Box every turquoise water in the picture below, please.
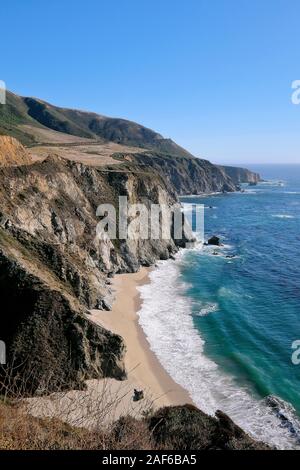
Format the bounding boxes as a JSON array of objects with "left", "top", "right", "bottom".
[
  {"left": 138, "top": 165, "right": 300, "bottom": 449},
  {"left": 181, "top": 166, "right": 300, "bottom": 431}
]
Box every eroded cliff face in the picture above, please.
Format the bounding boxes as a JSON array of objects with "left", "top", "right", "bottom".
[
  {"left": 128, "top": 153, "right": 262, "bottom": 195},
  {"left": 219, "top": 165, "right": 261, "bottom": 184},
  {"left": 0, "top": 149, "right": 193, "bottom": 392},
  {"left": 130, "top": 152, "right": 237, "bottom": 195}
]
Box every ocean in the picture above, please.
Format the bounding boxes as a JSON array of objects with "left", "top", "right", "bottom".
[{"left": 137, "top": 165, "right": 300, "bottom": 450}]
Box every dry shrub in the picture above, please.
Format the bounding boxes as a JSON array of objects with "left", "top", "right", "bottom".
[
  {"left": 0, "top": 362, "right": 156, "bottom": 450},
  {"left": 0, "top": 400, "right": 155, "bottom": 450}
]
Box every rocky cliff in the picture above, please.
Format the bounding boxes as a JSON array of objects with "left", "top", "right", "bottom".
[
  {"left": 220, "top": 165, "right": 261, "bottom": 184},
  {"left": 0, "top": 136, "right": 193, "bottom": 392},
  {"left": 129, "top": 152, "right": 237, "bottom": 195}
]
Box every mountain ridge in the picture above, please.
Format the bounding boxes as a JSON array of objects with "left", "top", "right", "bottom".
[
  {"left": 0, "top": 90, "right": 193, "bottom": 158},
  {"left": 0, "top": 90, "right": 261, "bottom": 194}
]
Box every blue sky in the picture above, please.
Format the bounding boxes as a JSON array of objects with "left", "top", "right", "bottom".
[{"left": 2, "top": 0, "right": 300, "bottom": 164}]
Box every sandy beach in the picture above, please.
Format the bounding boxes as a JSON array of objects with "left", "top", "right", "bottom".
[
  {"left": 89, "top": 268, "right": 192, "bottom": 416},
  {"left": 26, "top": 267, "right": 192, "bottom": 427}
]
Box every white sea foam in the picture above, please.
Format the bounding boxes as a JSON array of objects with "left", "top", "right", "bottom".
[
  {"left": 201, "top": 237, "right": 241, "bottom": 260},
  {"left": 196, "top": 302, "right": 219, "bottom": 316},
  {"left": 272, "top": 214, "right": 295, "bottom": 219},
  {"left": 180, "top": 192, "right": 221, "bottom": 198},
  {"left": 220, "top": 243, "right": 234, "bottom": 250},
  {"left": 137, "top": 253, "right": 300, "bottom": 449},
  {"left": 260, "top": 180, "right": 286, "bottom": 187},
  {"left": 234, "top": 190, "right": 258, "bottom": 195}
]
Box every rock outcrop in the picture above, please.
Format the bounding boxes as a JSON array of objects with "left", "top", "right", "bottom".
[
  {"left": 149, "top": 405, "right": 270, "bottom": 450},
  {"left": 207, "top": 236, "right": 221, "bottom": 246}
]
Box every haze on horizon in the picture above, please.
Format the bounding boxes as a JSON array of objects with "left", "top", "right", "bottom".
[{"left": 2, "top": 0, "right": 300, "bottom": 165}]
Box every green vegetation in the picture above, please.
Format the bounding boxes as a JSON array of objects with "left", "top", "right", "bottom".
[{"left": 0, "top": 91, "right": 193, "bottom": 157}]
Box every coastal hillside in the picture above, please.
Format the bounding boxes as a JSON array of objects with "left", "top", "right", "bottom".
[
  {"left": 219, "top": 165, "right": 261, "bottom": 184},
  {"left": 0, "top": 91, "right": 260, "bottom": 194}
]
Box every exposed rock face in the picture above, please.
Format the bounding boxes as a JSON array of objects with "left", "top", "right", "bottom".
[
  {"left": 220, "top": 165, "right": 261, "bottom": 184},
  {"left": 128, "top": 152, "right": 237, "bottom": 195},
  {"left": 0, "top": 244, "right": 126, "bottom": 394},
  {"left": 0, "top": 150, "right": 194, "bottom": 392},
  {"left": 0, "top": 136, "right": 32, "bottom": 167},
  {"left": 149, "top": 405, "right": 270, "bottom": 450}
]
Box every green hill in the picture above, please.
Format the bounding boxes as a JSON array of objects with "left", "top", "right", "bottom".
[{"left": 0, "top": 91, "right": 192, "bottom": 158}]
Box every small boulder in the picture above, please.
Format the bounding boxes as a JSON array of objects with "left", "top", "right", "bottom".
[
  {"left": 207, "top": 236, "right": 221, "bottom": 246},
  {"left": 133, "top": 389, "right": 144, "bottom": 402}
]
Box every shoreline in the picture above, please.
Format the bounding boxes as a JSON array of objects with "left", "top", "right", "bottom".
[
  {"left": 90, "top": 267, "right": 193, "bottom": 415},
  {"left": 26, "top": 266, "right": 193, "bottom": 427}
]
